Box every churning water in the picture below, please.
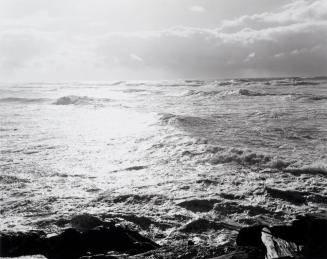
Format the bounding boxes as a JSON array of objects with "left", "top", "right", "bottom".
[{"left": 1, "top": 77, "right": 327, "bottom": 245}]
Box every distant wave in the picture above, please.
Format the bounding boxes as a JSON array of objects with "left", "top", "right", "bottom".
[
  {"left": 183, "top": 90, "right": 222, "bottom": 97},
  {"left": 217, "top": 80, "right": 234, "bottom": 86},
  {"left": 97, "top": 193, "right": 166, "bottom": 205},
  {"left": 238, "top": 89, "right": 266, "bottom": 96},
  {"left": 53, "top": 95, "right": 112, "bottom": 105},
  {"left": 209, "top": 147, "right": 276, "bottom": 167},
  {"left": 159, "top": 113, "right": 212, "bottom": 128},
  {"left": 284, "top": 161, "right": 327, "bottom": 175},
  {"left": 184, "top": 88, "right": 280, "bottom": 98},
  {"left": 0, "top": 175, "right": 30, "bottom": 184},
  {"left": 295, "top": 94, "right": 327, "bottom": 101},
  {"left": 237, "top": 89, "right": 293, "bottom": 97},
  {"left": 184, "top": 88, "right": 327, "bottom": 102},
  {"left": 205, "top": 145, "right": 326, "bottom": 173},
  {"left": 238, "top": 90, "right": 327, "bottom": 101},
  {"left": 0, "top": 97, "right": 50, "bottom": 103},
  {"left": 179, "top": 143, "right": 294, "bottom": 169},
  {"left": 271, "top": 78, "right": 324, "bottom": 86},
  {"left": 183, "top": 88, "right": 261, "bottom": 98}
]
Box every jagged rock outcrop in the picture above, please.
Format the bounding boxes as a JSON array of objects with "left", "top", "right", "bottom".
[
  {"left": 0, "top": 215, "right": 159, "bottom": 259},
  {"left": 225, "top": 213, "right": 327, "bottom": 259},
  {"left": 1, "top": 213, "right": 326, "bottom": 259}
]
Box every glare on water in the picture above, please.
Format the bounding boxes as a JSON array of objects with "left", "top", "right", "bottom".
[{"left": 0, "top": 78, "right": 326, "bottom": 245}]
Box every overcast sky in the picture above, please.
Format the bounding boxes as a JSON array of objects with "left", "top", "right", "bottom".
[{"left": 0, "top": 0, "right": 326, "bottom": 81}]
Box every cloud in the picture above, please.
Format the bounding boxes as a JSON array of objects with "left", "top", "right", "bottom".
[
  {"left": 96, "top": 19, "right": 327, "bottom": 78},
  {"left": 219, "top": 0, "right": 327, "bottom": 33},
  {"left": 0, "top": 0, "right": 326, "bottom": 80},
  {"left": 0, "top": 29, "right": 53, "bottom": 72},
  {"left": 189, "top": 5, "right": 206, "bottom": 13}
]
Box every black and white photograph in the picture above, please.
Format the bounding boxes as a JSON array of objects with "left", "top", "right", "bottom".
[{"left": 0, "top": 1, "right": 326, "bottom": 258}]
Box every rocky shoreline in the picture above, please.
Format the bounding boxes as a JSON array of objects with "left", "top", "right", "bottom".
[{"left": 1, "top": 213, "right": 326, "bottom": 259}]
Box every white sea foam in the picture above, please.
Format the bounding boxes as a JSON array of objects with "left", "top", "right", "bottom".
[
  {"left": 285, "top": 161, "right": 327, "bottom": 175},
  {"left": 0, "top": 78, "right": 326, "bottom": 245},
  {"left": 53, "top": 95, "right": 112, "bottom": 105}
]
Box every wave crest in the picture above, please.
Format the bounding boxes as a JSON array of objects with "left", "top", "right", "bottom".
[
  {"left": 53, "top": 95, "right": 112, "bottom": 105},
  {"left": 285, "top": 161, "right": 327, "bottom": 175}
]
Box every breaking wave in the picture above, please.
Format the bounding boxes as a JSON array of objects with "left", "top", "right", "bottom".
[
  {"left": 209, "top": 148, "right": 274, "bottom": 167},
  {"left": 270, "top": 77, "right": 325, "bottom": 86},
  {"left": 97, "top": 193, "right": 166, "bottom": 205},
  {"left": 180, "top": 143, "right": 294, "bottom": 169},
  {"left": 53, "top": 95, "right": 112, "bottom": 105},
  {"left": 284, "top": 161, "right": 327, "bottom": 175},
  {"left": 183, "top": 88, "right": 327, "bottom": 105},
  {"left": 159, "top": 113, "right": 212, "bottom": 128},
  {"left": 184, "top": 88, "right": 288, "bottom": 98}
]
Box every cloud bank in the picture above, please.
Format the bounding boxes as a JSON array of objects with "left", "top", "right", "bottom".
[{"left": 0, "top": 0, "right": 326, "bottom": 80}]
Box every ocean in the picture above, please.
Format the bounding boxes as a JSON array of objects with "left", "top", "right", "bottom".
[{"left": 1, "top": 77, "right": 327, "bottom": 246}]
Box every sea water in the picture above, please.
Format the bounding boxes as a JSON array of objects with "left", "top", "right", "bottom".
[{"left": 1, "top": 77, "right": 327, "bottom": 245}]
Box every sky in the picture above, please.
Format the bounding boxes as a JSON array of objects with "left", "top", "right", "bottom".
[{"left": 0, "top": 0, "right": 326, "bottom": 81}]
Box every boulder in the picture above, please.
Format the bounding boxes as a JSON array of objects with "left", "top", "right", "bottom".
[
  {"left": 235, "top": 213, "right": 327, "bottom": 259},
  {"left": 0, "top": 231, "right": 46, "bottom": 257},
  {"left": 0, "top": 218, "right": 159, "bottom": 259},
  {"left": 71, "top": 214, "right": 108, "bottom": 231},
  {"left": 236, "top": 225, "right": 266, "bottom": 249}
]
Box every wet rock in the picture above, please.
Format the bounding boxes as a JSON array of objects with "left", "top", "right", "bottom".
[
  {"left": 236, "top": 225, "right": 266, "bottom": 249},
  {"left": 177, "top": 199, "right": 218, "bottom": 212},
  {"left": 180, "top": 218, "right": 219, "bottom": 233},
  {"left": 116, "top": 213, "right": 172, "bottom": 230},
  {"left": 71, "top": 214, "right": 107, "bottom": 230},
  {"left": 0, "top": 231, "right": 46, "bottom": 257},
  {"left": 262, "top": 227, "right": 298, "bottom": 259},
  {"left": 45, "top": 226, "right": 159, "bottom": 259},
  {"left": 0, "top": 220, "right": 159, "bottom": 259},
  {"left": 187, "top": 240, "right": 194, "bottom": 246},
  {"left": 180, "top": 218, "right": 239, "bottom": 233},
  {"left": 235, "top": 213, "right": 327, "bottom": 259},
  {"left": 295, "top": 213, "right": 327, "bottom": 258},
  {"left": 265, "top": 187, "right": 307, "bottom": 205},
  {"left": 213, "top": 201, "right": 272, "bottom": 217},
  {"left": 124, "top": 165, "right": 147, "bottom": 171}
]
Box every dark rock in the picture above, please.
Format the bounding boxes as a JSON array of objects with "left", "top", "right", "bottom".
[
  {"left": 265, "top": 187, "right": 307, "bottom": 205},
  {"left": 179, "top": 218, "right": 237, "bottom": 233},
  {"left": 71, "top": 214, "right": 105, "bottom": 230},
  {"left": 0, "top": 231, "right": 46, "bottom": 257},
  {"left": 236, "top": 213, "right": 327, "bottom": 259},
  {"left": 213, "top": 201, "right": 273, "bottom": 217},
  {"left": 177, "top": 199, "right": 219, "bottom": 212},
  {"left": 187, "top": 240, "right": 194, "bottom": 246},
  {"left": 0, "top": 221, "right": 159, "bottom": 259},
  {"left": 295, "top": 213, "right": 327, "bottom": 258},
  {"left": 236, "top": 225, "right": 266, "bottom": 249},
  {"left": 269, "top": 225, "right": 300, "bottom": 244},
  {"left": 261, "top": 227, "right": 298, "bottom": 259},
  {"left": 124, "top": 165, "right": 147, "bottom": 171},
  {"left": 44, "top": 226, "right": 159, "bottom": 259},
  {"left": 44, "top": 228, "right": 81, "bottom": 258}
]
